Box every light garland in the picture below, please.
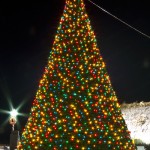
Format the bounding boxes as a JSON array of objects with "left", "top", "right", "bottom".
[{"left": 18, "top": 0, "right": 135, "bottom": 149}]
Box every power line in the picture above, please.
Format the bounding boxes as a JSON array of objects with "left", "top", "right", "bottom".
[{"left": 88, "top": 0, "right": 150, "bottom": 39}]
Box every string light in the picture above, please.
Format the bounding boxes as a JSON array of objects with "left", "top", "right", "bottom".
[{"left": 18, "top": 0, "right": 135, "bottom": 149}]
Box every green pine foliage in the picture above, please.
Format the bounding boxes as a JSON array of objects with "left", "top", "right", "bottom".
[{"left": 19, "top": 0, "right": 136, "bottom": 149}]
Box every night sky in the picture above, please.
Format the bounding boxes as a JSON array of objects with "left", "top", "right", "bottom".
[{"left": 0, "top": 0, "right": 150, "bottom": 144}]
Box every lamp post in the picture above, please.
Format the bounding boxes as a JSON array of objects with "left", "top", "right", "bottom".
[
  {"left": 9, "top": 117, "right": 17, "bottom": 131},
  {"left": 9, "top": 109, "right": 20, "bottom": 150}
]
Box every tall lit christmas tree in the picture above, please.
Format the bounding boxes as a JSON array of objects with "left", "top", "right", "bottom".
[{"left": 19, "top": 0, "right": 135, "bottom": 149}]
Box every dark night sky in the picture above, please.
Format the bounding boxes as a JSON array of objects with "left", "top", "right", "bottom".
[{"left": 0, "top": 0, "right": 150, "bottom": 144}]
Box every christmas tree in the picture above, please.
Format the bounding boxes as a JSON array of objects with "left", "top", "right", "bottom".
[{"left": 19, "top": 0, "right": 135, "bottom": 149}]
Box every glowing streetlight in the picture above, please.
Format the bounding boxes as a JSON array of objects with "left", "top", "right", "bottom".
[
  {"left": 9, "top": 109, "right": 18, "bottom": 131},
  {"left": 10, "top": 109, "right": 18, "bottom": 118},
  {"left": 8, "top": 108, "right": 20, "bottom": 149}
]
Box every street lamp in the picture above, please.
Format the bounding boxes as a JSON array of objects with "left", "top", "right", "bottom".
[
  {"left": 10, "top": 109, "right": 18, "bottom": 118},
  {"left": 9, "top": 109, "right": 18, "bottom": 131},
  {"left": 9, "top": 109, "right": 20, "bottom": 150}
]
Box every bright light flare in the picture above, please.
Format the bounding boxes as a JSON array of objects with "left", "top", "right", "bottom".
[
  {"left": 0, "top": 84, "right": 29, "bottom": 128},
  {"left": 10, "top": 109, "right": 18, "bottom": 118}
]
